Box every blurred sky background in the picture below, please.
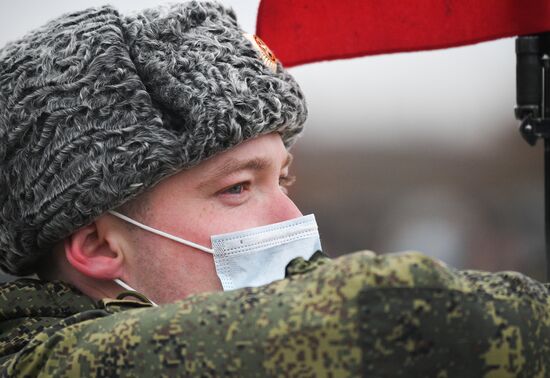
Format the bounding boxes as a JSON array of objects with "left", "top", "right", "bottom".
[{"left": 1, "top": 1, "right": 545, "bottom": 279}]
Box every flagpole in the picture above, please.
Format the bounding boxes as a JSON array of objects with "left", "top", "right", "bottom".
[
  {"left": 545, "top": 139, "right": 550, "bottom": 279},
  {"left": 516, "top": 33, "right": 550, "bottom": 281}
]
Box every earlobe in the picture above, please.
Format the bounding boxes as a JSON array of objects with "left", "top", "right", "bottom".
[{"left": 65, "top": 223, "right": 124, "bottom": 280}]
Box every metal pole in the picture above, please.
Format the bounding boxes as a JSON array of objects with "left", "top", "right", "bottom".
[
  {"left": 545, "top": 139, "right": 550, "bottom": 279},
  {"left": 544, "top": 53, "right": 550, "bottom": 280},
  {"left": 516, "top": 35, "right": 550, "bottom": 280}
]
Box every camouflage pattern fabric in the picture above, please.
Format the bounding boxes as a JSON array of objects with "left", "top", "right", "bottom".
[{"left": 0, "top": 250, "right": 548, "bottom": 377}]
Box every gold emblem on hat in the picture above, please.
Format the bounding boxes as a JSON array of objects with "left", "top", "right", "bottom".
[{"left": 244, "top": 34, "right": 278, "bottom": 72}]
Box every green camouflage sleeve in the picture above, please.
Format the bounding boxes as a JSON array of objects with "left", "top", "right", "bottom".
[{"left": 3, "top": 251, "right": 549, "bottom": 377}]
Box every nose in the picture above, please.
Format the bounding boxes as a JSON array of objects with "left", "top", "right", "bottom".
[{"left": 269, "top": 190, "right": 303, "bottom": 223}]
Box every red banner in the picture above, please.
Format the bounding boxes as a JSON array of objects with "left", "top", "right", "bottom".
[{"left": 257, "top": 0, "right": 550, "bottom": 67}]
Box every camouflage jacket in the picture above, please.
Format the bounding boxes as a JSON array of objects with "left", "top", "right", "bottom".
[{"left": 0, "top": 251, "right": 548, "bottom": 377}]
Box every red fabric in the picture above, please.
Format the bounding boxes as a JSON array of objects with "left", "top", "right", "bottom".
[{"left": 256, "top": 0, "right": 550, "bottom": 67}]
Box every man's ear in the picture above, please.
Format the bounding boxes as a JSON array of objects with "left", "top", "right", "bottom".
[{"left": 64, "top": 220, "right": 124, "bottom": 280}]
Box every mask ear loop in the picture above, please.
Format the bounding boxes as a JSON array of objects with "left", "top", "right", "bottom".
[
  {"left": 108, "top": 210, "right": 214, "bottom": 254},
  {"left": 108, "top": 210, "right": 215, "bottom": 308}
]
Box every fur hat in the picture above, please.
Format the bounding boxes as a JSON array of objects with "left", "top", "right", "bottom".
[{"left": 0, "top": 1, "right": 307, "bottom": 275}]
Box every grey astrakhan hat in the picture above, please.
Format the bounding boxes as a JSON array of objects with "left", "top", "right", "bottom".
[{"left": 0, "top": 1, "right": 307, "bottom": 275}]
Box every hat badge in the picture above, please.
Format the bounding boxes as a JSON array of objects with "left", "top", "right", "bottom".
[{"left": 244, "top": 34, "right": 278, "bottom": 72}]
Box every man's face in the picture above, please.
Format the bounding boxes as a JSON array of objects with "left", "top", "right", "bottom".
[{"left": 116, "top": 132, "right": 302, "bottom": 303}]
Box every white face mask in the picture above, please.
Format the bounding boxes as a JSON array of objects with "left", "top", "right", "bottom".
[{"left": 108, "top": 211, "right": 322, "bottom": 303}]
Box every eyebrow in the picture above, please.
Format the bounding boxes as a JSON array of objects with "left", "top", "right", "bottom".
[{"left": 197, "top": 152, "right": 293, "bottom": 190}]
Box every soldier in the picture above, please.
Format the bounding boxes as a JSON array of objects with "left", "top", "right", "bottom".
[
  {"left": 0, "top": 0, "right": 312, "bottom": 303},
  {"left": 0, "top": 1, "right": 549, "bottom": 377}
]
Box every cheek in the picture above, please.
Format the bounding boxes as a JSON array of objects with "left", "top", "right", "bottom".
[
  {"left": 133, "top": 235, "right": 222, "bottom": 298},
  {"left": 151, "top": 199, "right": 219, "bottom": 246},
  {"left": 208, "top": 192, "right": 300, "bottom": 235},
  {"left": 203, "top": 203, "right": 268, "bottom": 236},
  {"left": 175, "top": 190, "right": 298, "bottom": 240},
  {"left": 161, "top": 245, "right": 222, "bottom": 296}
]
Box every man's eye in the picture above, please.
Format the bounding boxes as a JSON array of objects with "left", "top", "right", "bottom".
[{"left": 223, "top": 183, "right": 245, "bottom": 195}]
